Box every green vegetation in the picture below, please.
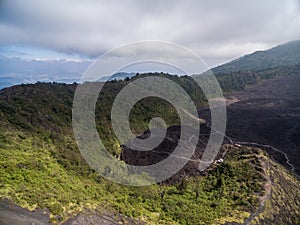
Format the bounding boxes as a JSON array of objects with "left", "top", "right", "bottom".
[
  {"left": 251, "top": 159, "right": 300, "bottom": 224},
  {"left": 0, "top": 127, "right": 268, "bottom": 224},
  {"left": 0, "top": 70, "right": 300, "bottom": 224},
  {"left": 1, "top": 68, "right": 298, "bottom": 156},
  {"left": 0, "top": 74, "right": 206, "bottom": 156},
  {"left": 211, "top": 40, "right": 300, "bottom": 74},
  {"left": 214, "top": 64, "right": 300, "bottom": 92}
]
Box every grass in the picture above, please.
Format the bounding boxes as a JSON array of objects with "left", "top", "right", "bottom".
[{"left": 0, "top": 129, "right": 270, "bottom": 224}]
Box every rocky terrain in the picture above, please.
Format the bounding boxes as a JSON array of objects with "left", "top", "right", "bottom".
[
  {"left": 1, "top": 41, "right": 300, "bottom": 224},
  {"left": 226, "top": 74, "right": 300, "bottom": 176}
]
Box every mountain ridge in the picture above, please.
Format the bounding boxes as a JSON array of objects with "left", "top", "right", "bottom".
[
  {"left": 211, "top": 40, "right": 300, "bottom": 74},
  {"left": 0, "top": 41, "right": 300, "bottom": 224}
]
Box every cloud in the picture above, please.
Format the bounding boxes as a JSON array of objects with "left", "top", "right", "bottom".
[
  {"left": 0, "top": 0, "right": 300, "bottom": 67},
  {"left": 0, "top": 55, "right": 90, "bottom": 77}
]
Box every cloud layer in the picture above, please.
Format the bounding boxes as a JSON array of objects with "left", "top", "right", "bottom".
[{"left": 0, "top": 0, "right": 300, "bottom": 66}]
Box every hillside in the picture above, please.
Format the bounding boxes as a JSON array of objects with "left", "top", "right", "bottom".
[
  {"left": 1, "top": 42, "right": 300, "bottom": 224},
  {"left": 0, "top": 122, "right": 299, "bottom": 224},
  {"left": 0, "top": 70, "right": 299, "bottom": 224},
  {"left": 211, "top": 40, "right": 300, "bottom": 74},
  {"left": 0, "top": 73, "right": 206, "bottom": 157}
]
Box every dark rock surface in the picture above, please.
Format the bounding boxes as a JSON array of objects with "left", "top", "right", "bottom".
[
  {"left": 62, "top": 212, "right": 143, "bottom": 225},
  {"left": 200, "top": 74, "right": 300, "bottom": 176},
  {"left": 0, "top": 198, "right": 51, "bottom": 225},
  {"left": 121, "top": 124, "right": 227, "bottom": 184},
  {"left": 0, "top": 199, "right": 143, "bottom": 225}
]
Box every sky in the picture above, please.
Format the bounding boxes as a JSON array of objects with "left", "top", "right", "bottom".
[{"left": 0, "top": 0, "right": 300, "bottom": 80}]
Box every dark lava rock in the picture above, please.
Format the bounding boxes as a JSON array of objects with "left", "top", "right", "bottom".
[
  {"left": 120, "top": 123, "right": 226, "bottom": 184},
  {"left": 0, "top": 198, "right": 50, "bottom": 225}
]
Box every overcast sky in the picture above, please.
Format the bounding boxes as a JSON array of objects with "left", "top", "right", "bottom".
[{"left": 0, "top": 0, "right": 300, "bottom": 75}]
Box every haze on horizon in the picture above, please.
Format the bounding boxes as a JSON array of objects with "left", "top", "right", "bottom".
[{"left": 0, "top": 0, "right": 300, "bottom": 79}]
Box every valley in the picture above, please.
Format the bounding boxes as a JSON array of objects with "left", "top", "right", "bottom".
[{"left": 0, "top": 41, "right": 300, "bottom": 224}]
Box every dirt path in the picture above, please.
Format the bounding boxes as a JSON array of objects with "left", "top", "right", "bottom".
[
  {"left": 183, "top": 106, "right": 297, "bottom": 224},
  {"left": 235, "top": 141, "right": 299, "bottom": 224},
  {"left": 236, "top": 142, "right": 297, "bottom": 175},
  {"left": 241, "top": 159, "right": 272, "bottom": 225}
]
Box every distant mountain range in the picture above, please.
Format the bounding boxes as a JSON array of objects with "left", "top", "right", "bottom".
[
  {"left": 98, "top": 72, "right": 136, "bottom": 82},
  {"left": 211, "top": 40, "right": 300, "bottom": 74}
]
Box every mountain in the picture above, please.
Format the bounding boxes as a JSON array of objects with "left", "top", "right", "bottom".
[
  {"left": 1, "top": 41, "right": 300, "bottom": 224},
  {"left": 211, "top": 40, "right": 300, "bottom": 74},
  {"left": 0, "top": 70, "right": 299, "bottom": 224},
  {"left": 98, "top": 72, "right": 136, "bottom": 82}
]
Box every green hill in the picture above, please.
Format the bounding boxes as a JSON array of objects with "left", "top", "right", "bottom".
[
  {"left": 211, "top": 40, "right": 300, "bottom": 74},
  {"left": 0, "top": 70, "right": 299, "bottom": 224},
  {"left": 1, "top": 122, "right": 299, "bottom": 224},
  {"left": 1, "top": 40, "right": 300, "bottom": 223}
]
